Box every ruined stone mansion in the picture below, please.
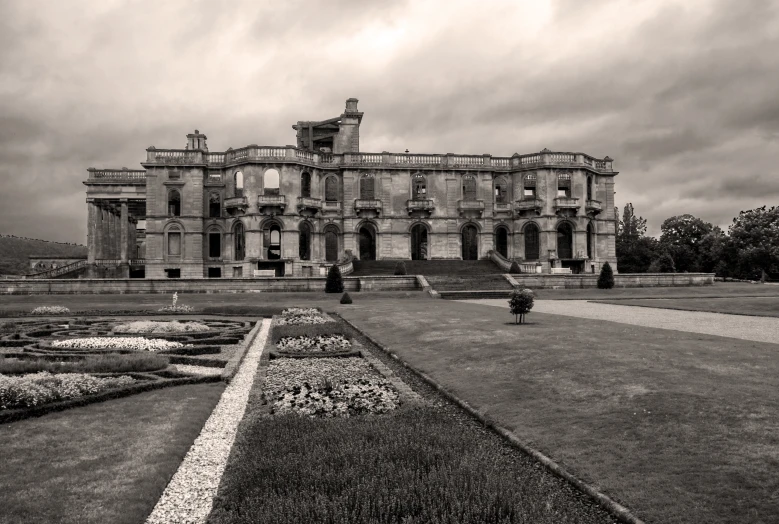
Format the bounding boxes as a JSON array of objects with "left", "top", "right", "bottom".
[{"left": 82, "top": 98, "right": 618, "bottom": 278}]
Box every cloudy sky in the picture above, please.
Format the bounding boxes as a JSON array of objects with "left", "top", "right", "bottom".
[{"left": 1, "top": 0, "right": 778, "bottom": 243}]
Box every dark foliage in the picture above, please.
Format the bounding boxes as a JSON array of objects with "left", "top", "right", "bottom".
[
  {"left": 394, "top": 262, "right": 407, "bottom": 275},
  {"left": 0, "top": 354, "right": 168, "bottom": 374},
  {"left": 509, "top": 261, "right": 522, "bottom": 274},
  {"left": 508, "top": 289, "right": 534, "bottom": 324},
  {"left": 340, "top": 292, "right": 353, "bottom": 304},
  {"left": 325, "top": 265, "right": 344, "bottom": 293},
  {"left": 597, "top": 262, "right": 615, "bottom": 289}
]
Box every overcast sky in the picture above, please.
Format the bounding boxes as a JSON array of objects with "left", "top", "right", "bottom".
[{"left": 1, "top": 0, "right": 778, "bottom": 243}]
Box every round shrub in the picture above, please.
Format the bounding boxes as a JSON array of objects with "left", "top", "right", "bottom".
[
  {"left": 340, "top": 292, "right": 353, "bottom": 304},
  {"left": 509, "top": 261, "right": 522, "bottom": 274},
  {"left": 394, "top": 262, "right": 407, "bottom": 275},
  {"left": 508, "top": 288, "right": 535, "bottom": 324}
]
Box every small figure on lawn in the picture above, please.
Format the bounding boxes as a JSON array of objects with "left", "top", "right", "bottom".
[{"left": 509, "top": 288, "right": 534, "bottom": 324}]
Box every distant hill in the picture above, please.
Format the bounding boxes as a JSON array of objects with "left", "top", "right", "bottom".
[{"left": 0, "top": 235, "right": 87, "bottom": 275}]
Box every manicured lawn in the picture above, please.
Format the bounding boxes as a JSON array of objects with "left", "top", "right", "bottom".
[
  {"left": 594, "top": 296, "right": 779, "bottom": 317},
  {"left": 0, "top": 382, "right": 225, "bottom": 524},
  {"left": 209, "top": 407, "right": 612, "bottom": 524},
  {"left": 339, "top": 300, "right": 779, "bottom": 524}
]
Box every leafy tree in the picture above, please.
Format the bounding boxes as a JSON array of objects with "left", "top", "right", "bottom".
[
  {"left": 325, "top": 265, "right": 344, "bottom": 293},
  {"left": 508, "top": 288, "right": 534, "bottom": 324},
  {"left": 616, "top": 203, "right": 658, "bottom": 273},
  {"left": 659, "top": 214, "right": 715, "bottom": 272},
  {"left": 597, "top": 262, "right": 614, "bottom": 289},
  {"left": 697, "top": 227, "right": 728, "bottom": 273},
  {"left": 509, "top": 261, "right": 522, "bottom": 274},
  {"left": 649, "top": 252, "right": 676, "bottom": 273},
  {"left": 394, "top": 262, "right": 407, "bottom": 275},
  {"left": 728, "top": 206, "right": 779, "bottom": 279}
]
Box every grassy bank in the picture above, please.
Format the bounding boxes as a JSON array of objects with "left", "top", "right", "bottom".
[
  {"left": 594, "top": 295, "right": 779, "bottom": 317},
  {"left": 0, "top": 382, "right": 224, "bottom": 524}
]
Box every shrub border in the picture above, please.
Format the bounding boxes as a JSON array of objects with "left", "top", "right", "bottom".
[
  {"left": 335, "top": 314, "right": 646, "bottom": 524},
  {"left": 0, "top": 374, "right": 221, "bottom": 425},
  {"left": 268, "top": 349, "right": 362, "bottom": 359}
]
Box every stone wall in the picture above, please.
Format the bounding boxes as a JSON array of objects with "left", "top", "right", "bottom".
[
  {"left": 509, "top": 273, "right": 715, "bottom": 289},
  {"left": 0, "top": 276, "right": 421, "bottom": 295}
]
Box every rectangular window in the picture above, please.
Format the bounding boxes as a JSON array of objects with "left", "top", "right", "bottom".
[
  {"left": 165, "top": 268, "right": 181, "bottom": 278},
  {"left": 524, "top": 188, "right": 536, "bottom": 197},
  {"left": 233, "top": 266, "right": 243, "bottom": 278},
  {"left": 209, "top": 233, "right": 221, "bottom": 258},
  {"left": 168, "top": 232, "right": 181, "bottom": 256},
  {"left": 208, "top": 267, "right": 222, "bottom": 278}
]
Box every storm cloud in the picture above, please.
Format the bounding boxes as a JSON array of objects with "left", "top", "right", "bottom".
[{"left": 1, "top": 0, "right": 778, "bottom": 241}]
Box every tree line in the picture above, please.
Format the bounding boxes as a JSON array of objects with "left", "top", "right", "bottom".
[{"left": 616, "top": 204, "right": 779, "bottom": 280}]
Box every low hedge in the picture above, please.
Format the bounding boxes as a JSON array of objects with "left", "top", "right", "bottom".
[
  {"left": 167, "top": 355, "right": 226, "bottom": 368},
  {"left": 160, "top": 345, "right": 221, "bottom": 356},
  {"left": 268, "top": 350, "right": 362, "bottom": 359},
  {"left": 0, "top": 374, "right": 221, "bottom": 425},
  {"left": 0, "top": 353, "right": 169, "bottom": 374}
]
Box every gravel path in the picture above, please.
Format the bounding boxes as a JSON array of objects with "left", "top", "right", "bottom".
[
  {"left": 145, "top": 319, "right": 270, "bottom": 524},
  {"left": 462, "top": 299, "right": 779, "bottom": 345}
]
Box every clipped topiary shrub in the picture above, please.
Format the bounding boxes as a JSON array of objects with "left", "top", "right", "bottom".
[
  {"left": 394, "top": 262, "right": 407, "bottom": 275},
  {"left": 509, "top": 261, "right": 522, "bottom": 274},
  {"left": 340, "top": 292, "right": 353, "bottom": 304},
  {"left": 508, "top": 288, "right": 534, "bottom": 324},
  {"left": 325, "top": 265, "right": 344, "bottom": 293},
  {"left": 597, "top": 261, "right": 615, "bottom": 289}
]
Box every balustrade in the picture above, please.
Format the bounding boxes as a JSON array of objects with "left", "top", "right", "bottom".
[{"left": 88, "top": 169, "right": 146, "bottom": 181}]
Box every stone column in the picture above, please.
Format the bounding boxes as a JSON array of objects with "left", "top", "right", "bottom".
[
  {"left": 120, "top": 200, "right": 129, "bottom": 264},
  {"left": 97, "top": 203, "right": 106, "bottom": 260},
  {"left": 87, "top": 199, "right": 97, "bottom": 264}
]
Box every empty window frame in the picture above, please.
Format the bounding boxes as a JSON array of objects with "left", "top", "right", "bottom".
[
  {"left": 264, "top": 169, "right": 280, "bottom": 196},
  {"left": 208, "top": 232, "right": 221, "bottom": 258},
  {"left": 234, "top": 171, "right": 244, "bottom": 197},
  {"left": 494, "top": 177, "right": 508, "bottom": 204},
  {"left": 462, "top": 175, "right": 477, "bottom": 200},
  {"left": 412, "top": 174, "right": 427, "bottom": 200},
  {"left": 360, "top": 174, "right": 375, "bottom": 199},
  {"left": 301, "top": 172, "right": 311, "bottom": 198},
  {"left": 523, "top": 173, "right": 537, "bottom": 198},
  {"left": 209, "top": 193, "right": 221, "bottom": 217},
  {"left": 168, "top": 189, "right": 181, "bottom": 217},
  {"left": 557, "top": 173, "right": 571, "bottom": 198}
]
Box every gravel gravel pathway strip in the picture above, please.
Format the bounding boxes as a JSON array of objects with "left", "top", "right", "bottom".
[
  {"left": 462, "top": 299, "right": 779, "bottom": 345},
  {"left": 144, "top": 319, "right": 270, "bottom": 524},
  {"left": 171, "top": 364, "right": 224, "bottom": 377}
]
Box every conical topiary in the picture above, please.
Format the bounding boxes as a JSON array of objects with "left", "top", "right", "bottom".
[
  {"left": 509, "top": 261, "right": 522, "bottom": 274},
  {"left": 394, "top": 261, "right": 407, "bottom": 275},
  {"left": 597, "top": 261, "right": 615, "bottom": 289},
  {"left": 340, "top": 292, "right": 353, "bottom": 304},
  {"left": 325, "top": 264, "right": 344, "bottom": 293}
]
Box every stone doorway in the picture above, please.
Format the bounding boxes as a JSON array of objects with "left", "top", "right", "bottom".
[
  {"left": 410, "top": 224, "right": 428, "bottom": 260},
  {"left": 461, "top": 224, "right": 478, "bottom": 260},
  {"left": 495, "top": 226, "right": 508, "bottom": 258},
  {"left": 557, "top": 223, "right": 573, "bottom": 260},
  {"left": 324, "top": 227, "right": 338, "bottom": 262},
  {"left": 358, "top": 226, "right": 376, "bottom": 260}
]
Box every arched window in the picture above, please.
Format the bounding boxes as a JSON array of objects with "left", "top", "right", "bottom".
[
  {"left": 494, "top": 177, "right": 508, "bottom": 204},
  {"left": 325, "top": 176, "right": 338, "bottom": 202},
  {"left": 412, "top": 174, "right": 427, "bottom": 200},
  {"left": 523, "top": 173, "right": 537, "bottom": 198},
  {"left": 264, "top": 169, "right": 280, "bottom": 195},
  {"left": 234, "top": 171, "right": 244, "bottom": 197},
  {"left": 360, "top": 174, "right": 375, "bottom": 199},
  {"left": 301, "top": 172, "right": 311, "bottom": 198},
  {"left": 557, "top": 222, "right": 573, "bottom": 259},
  {"left": 233, "top": 221, "right": 245, "bottom": 261},
  {"left": 209, "top": 193, "right": 221, "bottom": 218},
  {"left": 524, "top": 223, "right": 540, "bottom": 260},
  {"left": 168, "top": 190, "right": 181, "bottom": 217},
  {"left": 299, "top": 222, "right": 311, "bottom": 260},
  {"left": 587, "top": 223, "right": 594, "bottom": 259},
  {"left": 462, "top": 175, "right": 477, "bottom": 200},
  {"left": 587, "top": 175, "right": 594, "bottom": 201},
  {"left": 269, "top": 225, "right": 281, "bottom": 259},
  {"left": 324, "top": 225, "right": 339, "bottom": 262},
  {"left": 167, "top": 225, "right": 182, "bottom": 256},
  {"left": 557, "top": 172, "right": 571, "bottom": 198},
  {"left": 208, "top": 230, "right": 221, "bottom": 258}
]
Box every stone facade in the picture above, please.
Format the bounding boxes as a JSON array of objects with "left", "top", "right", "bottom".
[{"left": 83, "top": 99, "right": 619, "bottom": 278}]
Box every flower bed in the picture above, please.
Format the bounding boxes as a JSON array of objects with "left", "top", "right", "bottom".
[
  {"left": 282, "top": 308, "right": 320, "bottom": 316},
  {"left": 276, "top": 308, "right": 328, "bottom": 326},
  {"left": 30, "top": 306, "right": 70, "bottom": 315},
  {"left": 264, "top": 358, "right": 400, "bottom": 417},
  {"left": 113, "top": 321, "right": 210, "bottom": 334},
  {"left": 0, "top": 372, "right": 135, "bottom": 410},
  {"left": 50, "top": 337, "right": 190, "bottom": 352},
  {"left": 276, "top": 334, "right": 351, "bottom": 353}
]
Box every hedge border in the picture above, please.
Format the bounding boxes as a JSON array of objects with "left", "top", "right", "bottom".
[
  {"left": 335, "top": 314, "right": 646, "bottom": 524},
  {"left": 221, "top": 320, "right": 262, "bottom": 383},
  {"left": 0, "top": 374, "right": 221, "bottom": 425},
  {"left": 268, "top": 350, "right": 362, "bottom": 359}
]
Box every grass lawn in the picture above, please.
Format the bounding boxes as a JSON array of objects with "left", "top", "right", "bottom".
[
  {"left": 339, "top": 300, "right": 779, "bottom": 524},
  {"left": 594, "top": 296, "right": 779, "bottom": 317},
  {"left": 0, "top": 382, "right": 225, "bottom": 524}
]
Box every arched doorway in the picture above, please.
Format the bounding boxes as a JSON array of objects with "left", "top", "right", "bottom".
[
  {"left": 495, "top": 226, "right": 509, "bottom": 258},
  {"left": 524, "top": 223, "right": 540, "bottom": 260},
  {"left": 324, "top": 226, "right": 339, "bottom": 262},
  {"left": 557, "top": 222, "right": 573, "bottom": 259},
  {"left": 299, "top": 222, "right": 311, "bottom": 261},
  {"left": 410, "top": 224, "right": 428, "bottom": 260},
  {"left": 358, "top": 226, "right": 376, "bottom": 260},
  {"left": 268, "top": 224, "right": 281, "bottom": 260},
  {"left": 462, "top": 224, "right": 478, "bottom": 260}
]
